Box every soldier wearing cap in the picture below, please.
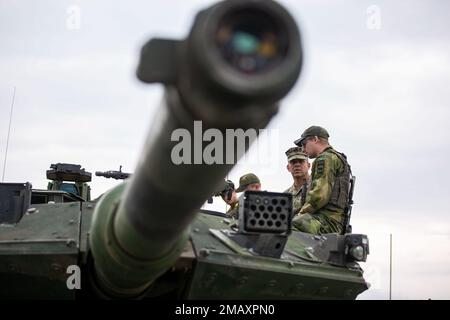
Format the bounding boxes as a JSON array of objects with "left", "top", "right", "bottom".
[
  {"left": 284, "top": 147, "right": 311, "bottom": 215},
  {"left": 227, "top": 173, "right": 261, "bottom": 219},
  {"left": 219, "top": 180, "right": 239, "bottom": 218},
  {"left": 292, "top": 126, "right": 352, "bottom": 235},
  {"left": 236, "top": 173, "right": 261, "bottom": 192}
]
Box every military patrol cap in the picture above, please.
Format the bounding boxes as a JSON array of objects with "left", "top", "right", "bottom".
[
  {"left": 294, "top": 126, "right": 330, "bottom": 146},
  {"left": 236, "top": 173, "right": 260, "bottom": 192},
  {"left": 285, "top": 147, "right": 308, "bottom": 162}
]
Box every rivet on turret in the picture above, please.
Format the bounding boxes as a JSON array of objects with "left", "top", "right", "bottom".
[
  {"left": 68, "top": 219, "right": 75, "bottom": 225},
  {"left": 206, "top": 273, "right": 217, "bottom": 283},
  {"left": 267, "top": 280, "right": 277, "bottom": 287},
  {"left": 193, "top": 228, "right": 200, "bottom": 233},
  {"left": 66, "top": 239, "right": 76, "bottom": 247},
  {"left": 26, "top": 208, "right": 37, "bottom": 214},
  {"left": 8, "top": 264, "right": 19, "bottom": 273},
  {"left": 200, "top": 248, "right": 210, "bottom": 257},
  {"left": 319, "top": 286, "right": 329, "bottom": 294},
  {"left": 51, "top": 263, "right": 63, "bottom": 273},
  {"left": 295, "top": 283, "right": 304, "bottom": 291},
  {"left": 237, "top": 276, "right": 248, "bottom": 286}
]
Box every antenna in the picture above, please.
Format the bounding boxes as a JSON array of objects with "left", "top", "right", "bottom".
[
  {"left": 389, "top": 233, "right": 393, "bottom": 300},
  {"left": 2, "top": 86, "right": 16, "bottom": 182}
]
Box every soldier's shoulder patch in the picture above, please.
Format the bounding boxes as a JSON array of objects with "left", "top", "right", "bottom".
[{"left": 315, "top": 158, "right": 325, "bottom": 175}]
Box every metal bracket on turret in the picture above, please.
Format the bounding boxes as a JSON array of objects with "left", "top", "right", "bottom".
[
  {"left": 215, "top": 191, "right": 293, "bottom": 258},
  {"left": 291, "top": 232, "right": 369, "bottom": 267}
]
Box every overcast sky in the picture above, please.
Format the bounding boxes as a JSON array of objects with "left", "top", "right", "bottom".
[{"left": 1, "top": 0, "right": 449, "bottom": 300}]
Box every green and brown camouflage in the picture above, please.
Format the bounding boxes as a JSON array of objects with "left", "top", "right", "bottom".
[
  {"left": 285, "top": 146, "right": 308, "bottom": 162},
  {"left": 226, "top": 201, "right": 239, "bottom": 219},
  {"left": 293, "top": 146, "right": 351, "bottom": 234},
  {"left": 236, "top": 173, "right": 261, "bottom": 192},
  {"left": 284, "top": 182, "right": 308, "bottom": 216},
  {"left": 284, "top": 146, "right": 310, "bottom": 215}
]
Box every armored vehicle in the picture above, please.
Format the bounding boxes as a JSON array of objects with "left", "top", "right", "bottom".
[{"left": 0, "top": 0, "right": 369, "bottom": 299}]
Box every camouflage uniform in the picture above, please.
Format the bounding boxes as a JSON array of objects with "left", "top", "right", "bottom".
[
  {"left": 293, "top": 146, "right": 351, "bottom": 235},
  {"left": 284, "top": 147, "right": 310, "bottom": 215},
  {"left": 284, "top": 182, "right": 309, "bottom": 215},
  {"left": 226, "top": 201, "right": 239, "bottom": 219}
]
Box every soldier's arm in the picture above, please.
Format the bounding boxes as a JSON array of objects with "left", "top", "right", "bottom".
[
  {"left": 298, "top": 155, "right": 336, "bottom": 215},
  {"left": 226, "top": 203, "right": 239, "bottom": 219}
]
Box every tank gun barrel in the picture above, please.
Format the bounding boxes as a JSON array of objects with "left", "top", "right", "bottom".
[{"left": 89, "top": 0, "right": 303, "bottom": 298}]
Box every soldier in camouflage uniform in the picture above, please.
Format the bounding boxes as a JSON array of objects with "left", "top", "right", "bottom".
[
  {"left": 236, "top": 173, "right": 261, "bottom": 192},
  {"left": 218, "top": 180, "right": 239, "bottom": 218},
  {"left": 292, "top": 126, "right": 352, "bottom": 235},
  {"left": 228, "top": 173, "right": 261, "bottom": 219},
  {"left": 283, "top": 147, "right": 310, "bottom": 215}
]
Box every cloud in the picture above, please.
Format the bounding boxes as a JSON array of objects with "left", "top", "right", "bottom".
[{"left": 353, "top": 215, "right": 450, "bottom": 299}]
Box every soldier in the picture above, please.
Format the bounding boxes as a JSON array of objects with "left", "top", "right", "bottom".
[
  {"left": 219, "top": 180, "right": 239, "bottom": 218},
  {"left": 228, "top": 173, "right": 261, "bottom": 219},
  {"left": 283, "top": 147, "right": 311, "bottom": 215},
  {"left": 292, "top": 126, "right": 352, "bottom": 235},
  {"left": 236, "top": 173, "right": 261, "bottom": 192}
]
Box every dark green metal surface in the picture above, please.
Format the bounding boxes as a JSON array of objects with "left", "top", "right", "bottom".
[
  {"left": 186, "top": 213, "right": 367, "bottom": 300},
  {"left": 0, "top": 199, "right": 368, "bottom": 299},
  {"left": 0, "top": 202, "right": 81, "bottom": 299}
]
